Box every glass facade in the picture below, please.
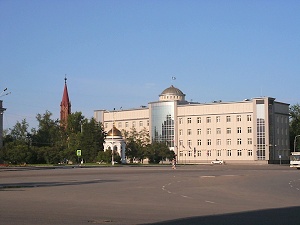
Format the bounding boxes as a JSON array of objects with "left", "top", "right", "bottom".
[
  {"left": 150, "top": 102, "right": 175, "bottom": 148},
  {"left": 256, "top": 102, "right": 266, "bottom": 160}
]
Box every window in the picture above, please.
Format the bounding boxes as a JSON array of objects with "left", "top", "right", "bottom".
[
  {"left": 217, "top": 150, "right": 222, "bottom": 157},
  {"left": 227, "top": 139, "right": 231, "bottom": 145},
  {"left": 118, "top": 122, "right": 122, "bottom": 128},
  {"left": 207, "top": 150, "right": 212, "bottom": 156},
  {"left": 216, "top": 116, "right": 221, "bottom": 122},
  {"left": 139, "top": 121, "right": 143, "bottom": 127},
  {"left": 226, "top": 116, "right": 231, "bottom": 122},
  {"left": 197, "top": 129, "right": 201, "bottom": 135},
  {"left": 207, "top": 139, "right": 212, "bottom": 145},
  {"left": 188, "top": 150, "right": 192, "bottom": 157},
  {"left": 237, "top": 115, "right": 242, "bottom": 122},
  {"left": 216, "top": 128, "right": 221, "bottom": 134},
  {"left": 187, "top": 140, "right": 192, "bottom": 147},
  {"left": 179, "top": 118, "right": 183, "bottom": 124},
  {"left": 179, "top": 129, "right": 183, "bottom": 135},
  {"left": 179, "top": 140, "right": 183, "bottom": 146},
  {"left": 105, "top": 123, "right": 108, "bottom": 128},
  {"left": 187, "top": 118, "right": 192, "bottom": 124},
  {"left": 237, "top": 138, "right": 242, "bottom": 145},
  {"left": 247, "top": 115, "right": 252, "bottom": 122},
  {"left": 179, "top": 151, "right": 183, "bottom": 157},
  {"left": 237, "top": 127, "right": 242, "bottom": 133},
  {"left": 125, "top": 122, "right": 129, "bottom": 127},
  {"left": 248, "top": 149, "right": 253, "bottom": 156},
  {"left": 197, "top": 150, "right": 201, "bottom": 157},
  {"left": 217, "top": 139, "right": 221, "bottom": 145},
  {"left": 227, "top": 149, "right": 232, "bottom": 156},
  {"left": 247, "top": 138, "right": 252, "bottom": 145},
  {"left": 132, "top": 121, "right": 136, "bottom": 127},
  {"left": 207, "top": 128, "right": 211, "bottom": 134},
  {"left": 197, "top": 117, "right": 201, "bottom": 123},
  {"left": 187, "top": 129, "right": 192, "bottom": 135},
  {"left": 206, "top": 117, "right": 211, "bottom": 123},
  {"left": 147, "top": 120, "right": 149, "bottom": 126},
  {"left": 237, "top": 149, "right": 242, "bottom": 156},
  {"left": 197, "top": 139, "right": 202, "bottom": 146},
  {"left": 247, "top": 127, "right": 252, "bottom": 133},
  {"left": 227, "top": 128, "right": 231, "bottom": 134}
]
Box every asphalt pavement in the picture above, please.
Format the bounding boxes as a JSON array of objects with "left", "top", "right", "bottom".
[{"left": 1, "top": 164, "right": 300, "bottom": 225}]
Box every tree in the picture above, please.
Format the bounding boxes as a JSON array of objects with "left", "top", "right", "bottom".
[
  {"left": 146, "top": 141, "right": 174, "bottom": 164},
  {"left": 9, "top": 119, "right": 29, "bottom": 144},
  {"left": 290, "top": 103, "right": 300, "bottom": 151},
  {"left": 33, "top": 111, "right": 61, "bottom": 147},
  {"left": 124, "top": 128, "right": 150, "bottom": 163},
  {"left": 79, "top": 118, "right": 105, "bottom": 162}
]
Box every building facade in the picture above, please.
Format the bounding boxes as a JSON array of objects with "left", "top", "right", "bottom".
[
  {"left": 94, "top": 85, "right": 290, "bottom": 164},
  {"left": 103, "top": 125, "right": 126, "bottom": 164}
]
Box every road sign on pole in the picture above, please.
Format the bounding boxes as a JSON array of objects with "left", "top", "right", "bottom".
[{"left": 76, "top": 149, "right": 82, "bottom": 156}]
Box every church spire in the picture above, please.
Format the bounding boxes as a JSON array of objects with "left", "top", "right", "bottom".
[{"left": 60, "top": 75, "right": 71, "bottom": 128}]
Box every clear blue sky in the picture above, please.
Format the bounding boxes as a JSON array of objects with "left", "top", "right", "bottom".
[{"left": 1, "top": 0, "right": 300, "bottom": 130}]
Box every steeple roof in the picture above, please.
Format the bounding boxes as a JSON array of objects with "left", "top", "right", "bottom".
[
  {"left": 61, "top": 77, "right": 70, "bottom": 107},
  {"left": 60, "top": 76, "right": 71, "bottom": 127}
]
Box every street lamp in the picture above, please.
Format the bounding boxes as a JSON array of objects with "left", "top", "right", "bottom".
[
  {"left": 293, "top": 135, "right": 300, "bottom": 152},
  {"left": 111, "top": 108, "right": 115, "bottom": 166}
]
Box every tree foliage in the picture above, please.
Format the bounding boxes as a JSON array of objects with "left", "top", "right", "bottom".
[
  {"left": 1, "top": 111, "right": 106, "bottom": 165},
  {"left": 290, "top": 103, "right": 300, "bottom": 151},
  {"left": 2, "top": 110, "right": 176, "bottom": 165}
]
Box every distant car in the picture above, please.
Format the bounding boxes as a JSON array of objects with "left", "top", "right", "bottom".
[{"left": 211, "top": 159, "right": 224, "bottom": 165}]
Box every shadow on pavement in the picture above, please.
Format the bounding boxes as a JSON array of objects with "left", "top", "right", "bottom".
[
  {"left": 143, "top": 206, "right": 300, "bottom": 225},
  {"left": 0, "top": 179, "right": 119, "bottom": 190}
]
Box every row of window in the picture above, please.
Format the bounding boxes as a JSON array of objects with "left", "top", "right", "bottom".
[
  {"left": 179, "top": 149, "right": 253, "bottom": 157},
  {"left": 179, "top": 114, "right": 252, "bottom": 124},
  {"left": 179, "top": 138, "right": 289, "bottom": 147},
  {"left": 105, "top": 120, "right": 149, "bottom": 129},
  {"left": 180, "top": 127, "right": 253, "bottom": 136},
  {"left": 276, "top": 116, "right": 289, "bottom": 124},
  {"left": 179, "top": 138, "right": 252, "bottom": 147}
]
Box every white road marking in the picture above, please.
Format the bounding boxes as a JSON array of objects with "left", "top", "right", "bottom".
[{"left": 205, "top": 200, "right": 215, "bottom": 204}]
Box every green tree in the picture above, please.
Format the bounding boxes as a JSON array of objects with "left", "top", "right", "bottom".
[
  {"left": 124, "top": 128, "right": 150, "bottom": 163},
  {"left": 146, "top": 141, "right": 174, "bottom": 164},
  {"left": 2, "top": 119, "right": 35, "bottom": 164},
  {"left": 32, "top": 111, "right": 61, "bottom": 147},
  {"left": 290, "top": 103, "right": 300, "bottom": 151},
  {"left": 9, "top": 119, "right": 29, "bottom": 143},
  {"left": 79, "top": 118, "right": 106, "bottom": 162}
]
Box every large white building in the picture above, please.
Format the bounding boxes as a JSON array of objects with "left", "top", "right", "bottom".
[{"left": 94, "top": 85, "right": 290, "bottom": 164}]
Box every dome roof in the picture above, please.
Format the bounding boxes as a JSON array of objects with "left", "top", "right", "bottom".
[
  {"left": 160, "top": 85, "right": 185, "bottom": 96},
  {"left": 107, "top": 126, "right": 122, "bottom": 137}
]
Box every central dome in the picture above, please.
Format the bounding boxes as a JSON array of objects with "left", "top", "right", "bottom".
[
  {"left": 161, "top": 85, "right": 184, "bottom": 96},
  {"left": 107, "top": 126, "right": 122, "bottom": 137},
  {"left": 159, "top": 85, "right": 186, "bottom": 102}
]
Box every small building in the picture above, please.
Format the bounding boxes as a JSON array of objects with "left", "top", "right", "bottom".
[
  {"left": 103, "top": 125, "right": 126, "bottom": 164},
  {"left": 95, "top": 85, "right": 290, "bottom": 164}
]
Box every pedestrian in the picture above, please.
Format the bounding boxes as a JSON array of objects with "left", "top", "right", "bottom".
[{"left": 172, "top": 158, "right": 176, "bottom": 169}]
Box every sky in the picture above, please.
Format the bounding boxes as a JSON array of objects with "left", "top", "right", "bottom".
[{"left": 1, "top": 0, "right": 300, "bottom": 130}]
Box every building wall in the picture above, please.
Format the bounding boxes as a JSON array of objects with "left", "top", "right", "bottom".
[
  {"left": 94, "top": 97, "right": 289, "bottom": 164},
  {"left": 94, "top": 108, "right": 149, "bottom": 134}
]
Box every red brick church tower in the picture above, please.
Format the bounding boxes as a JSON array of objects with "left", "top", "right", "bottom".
[{"left": 60, "top": 76, "right": 71, "bottom": 128}]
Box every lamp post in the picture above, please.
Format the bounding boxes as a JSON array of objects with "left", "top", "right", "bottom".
[
  {"left": 293, "top": 135, "right": 300, "bottom": 152},
  {"left": 111, "top": 108, "right": 115, "bottom": 166}
]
